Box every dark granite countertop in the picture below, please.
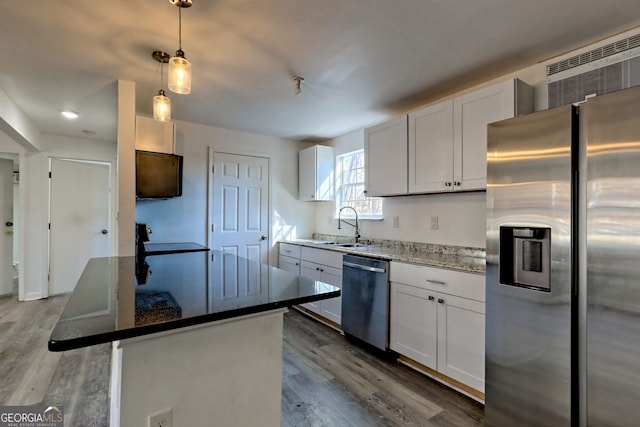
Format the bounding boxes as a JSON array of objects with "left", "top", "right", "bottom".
[
  {"left": 48, "top": 250, "right": 340, "bottom": 352},
  {"left": 283, "top": 237, "right": 486, "bottom": 274},
  {"left": 142, "top": 242, "right": 208, "bottom": 254}
]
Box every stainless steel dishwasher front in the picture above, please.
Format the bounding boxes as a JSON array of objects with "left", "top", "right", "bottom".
[{"left": 341, "top": 254, "right": 390, "bottom": 351}]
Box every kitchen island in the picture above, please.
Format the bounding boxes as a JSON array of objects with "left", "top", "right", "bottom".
[{"left": 48, "top": 250, "right": 340, "bottom": 427}]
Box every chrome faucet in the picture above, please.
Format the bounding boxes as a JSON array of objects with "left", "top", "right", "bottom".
[{"left": 338, "top": 206, "right": 360, "bottom": 243}]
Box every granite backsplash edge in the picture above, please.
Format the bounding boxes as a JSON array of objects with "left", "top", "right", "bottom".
[{"left": 311, "top": 233, "right": 486, "bottom": 259}]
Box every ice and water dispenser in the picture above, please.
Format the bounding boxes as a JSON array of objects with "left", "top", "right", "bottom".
[{"left": 499, "top": 226, "right": 551, "bottom": 291}]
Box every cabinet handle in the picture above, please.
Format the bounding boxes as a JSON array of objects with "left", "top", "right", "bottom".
[
  {"left": 295, "top": 262, "right": 299, "bottom": 266},
  {"left": 426, "top": 279, "right": 446, "bottom": 286},
  {"left": 454, "top": 181, "right": 461, "bottom": 186},
  {"left": 428, "top": 295, "right": 435, "bottom": 301},
  {"left": 363, "top": 190, "right": 368, "bottom": 194},
  {"left": 284, "top": 250, "right": 291, "bottom": 253},
  {"left": 438, "top": 298, "right": 445, "bottom": 304},
  {"left": 445, "top": 182, "right": 452, "bottom": 187},
  {"left": 316, "top": 267, "right": 320, "bottom": 271}
]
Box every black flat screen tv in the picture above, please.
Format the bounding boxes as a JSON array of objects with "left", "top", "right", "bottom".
[{"left": 135, "top": 150, "right": 183, "bottom": 199}]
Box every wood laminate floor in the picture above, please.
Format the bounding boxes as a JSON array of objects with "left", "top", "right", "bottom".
[{"left": 0, "top": 294, "right": 484, "bottom": 426}]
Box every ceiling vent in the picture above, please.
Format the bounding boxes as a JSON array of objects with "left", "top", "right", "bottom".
[
  {"left": 547, "top": 34, "right": 640, "bottom": 77},
  {"left": 547, "top": 34, "right": 640, "bottom": 80}
]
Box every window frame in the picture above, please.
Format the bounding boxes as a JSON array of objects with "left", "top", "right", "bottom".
[{"left": 334, "top": 149, "right": 383, "bottom": 220}]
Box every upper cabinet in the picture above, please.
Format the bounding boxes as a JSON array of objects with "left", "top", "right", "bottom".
[
  {"left": 364, "top": 115, "right": 408, "bottom": 197},
  {"left": 135, "top": 115, "right": 175, "bottom": 154},
  {"left": 451, "top": 78, "right": 534, "bottom": 192},
  {"left": 366, "top": 78, "right": 534, "bottom": 196},
  {"left": 299, "top": 145, "right": 335, "bottom": 201},
  {"left": 408, "top": 100, "right": 454, "bottom": 193}
]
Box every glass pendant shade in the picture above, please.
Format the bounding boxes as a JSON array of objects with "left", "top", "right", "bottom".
[
  {"left": 168, "top": 51, "right": 192, "bottom": 94},
  {"left": 153, "top": 90, "right": 171, "bottom": 121}
]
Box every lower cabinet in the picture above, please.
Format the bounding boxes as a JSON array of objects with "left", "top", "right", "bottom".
[
  {"left": 278, "top": 243, "right": 343, "bottom": 327},
  {"left": 300, "top": 261, "right": 342, "bottom": 324},
  {"left": 278, "top": 254, "right": 301, "bottom": 275},
  {"left": 390, "top": 262, "right": 485, "bottom": 394}
]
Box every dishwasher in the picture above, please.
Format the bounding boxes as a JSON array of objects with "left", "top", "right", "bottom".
[{"left": 341, "top": 254, "right": 390, "bottom": 352}]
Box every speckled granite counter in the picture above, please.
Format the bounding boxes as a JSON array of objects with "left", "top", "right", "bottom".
[{"left": 283, "top": 235, "right": 486, "bottom": 274}]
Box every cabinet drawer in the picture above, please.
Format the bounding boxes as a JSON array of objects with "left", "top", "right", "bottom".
[
  {"left": 300, "top": 247, "right": 343, "bottom": 269},
  {"left": 390, "top": 262, "right": 485, "bottom": 302},
  {"left": 279, "top": 242, "right": 301, "bottom": 258}
]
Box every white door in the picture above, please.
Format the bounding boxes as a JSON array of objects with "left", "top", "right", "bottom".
[
  {"left": 0, "top": 159, "right": 13, "bottom": 296},
  {"left": 211, "top": 152, "right": 269, "bottom": 264},
  {"left": 49, "top": 158, "right": 111, "bottom": 295}
]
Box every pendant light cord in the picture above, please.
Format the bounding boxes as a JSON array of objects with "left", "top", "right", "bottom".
[{"left": 178, "top": 7, "right": 182, "bottom": 51}]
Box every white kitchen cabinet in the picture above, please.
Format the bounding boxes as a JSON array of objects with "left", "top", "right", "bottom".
[
  {"left": 300, "top": 247, "right": 343, "bottom": 325},
  {"left": 408, "top": 100, "right": 454, "bottom": 193},
  {"left": 436, "top": 292, "right": 485, "bottom": 392},
  {"left": 300, "top": 260, "right": 342, "bottom": 323},
  {"left": 299, "top": 145, "right": 335, "bottom": 201},
  {"left": 364, "top": 115, "right": 408, "bottom": 196},
  {"left": 135, "top": 114, "right": 175, "bottom": 154},
  {"left": 279, "top": 243, "right": 344, "bottom": 326},
  {"left": 278, "top": 254, "right": 300, "bottom": 275},
  {"left": 390, "top": 261, "right": 486, "bottom": 393},
  {"left": 366, "top": 79, "right": 533, "bottom": 196},
  {"left": 390, "top": 282, "right": 438, "bottom": 370},
  {"left": 452, "top": 78, "right": 534, "bottom": 191}
]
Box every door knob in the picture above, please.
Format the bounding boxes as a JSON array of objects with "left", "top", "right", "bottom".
[
  {"left": 5, "top": 222, "right": 13, "bottom": 227},
  {"left": 101, "top": 229, "right": 108, "bottom": 235},
  {"left": 260, "top": 235, "right": 268, "bottom": 240}
]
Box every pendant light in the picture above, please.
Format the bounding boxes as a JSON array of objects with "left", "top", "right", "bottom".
[
  {"left": 168, "top": 0, "right": 193, "bottom": 95},
  {"left": 152, "top": 51, "right": 171, "bottom": 122}
]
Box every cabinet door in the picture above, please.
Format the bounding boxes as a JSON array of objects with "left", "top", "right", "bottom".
[
  {"left": 408, "top": 100, "right": 454, "bottom": 193},
  {"left": 318, "top": 266, "right": 343, "bottom": 325},
  {"left": 278, "top": 255, "right": 300, "bottom": 275},
  {"left": 300, "top": 261, "right": 322, "bottom": 314},
  {"left": 453, "top": 80, "right": 517, "bottom": 191},
  {"left": 364, "top": 116, "right": 408, "bottom": 196},
  {"left": 298, "top": 145, "right": 335, "bottom": 201},
  {"left": 436, "top": 293, "right": 485, "bottom": 392},
  {"left": 298, "top": 146, "right": 317, "bottom": 201},
  {"left": 390, "top": 282, "right": 438, "bottom": 370}
]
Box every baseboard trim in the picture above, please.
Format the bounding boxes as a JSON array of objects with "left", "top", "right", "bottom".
[{"left": 396, "top": 354, "right": 485, "bottom": 404}]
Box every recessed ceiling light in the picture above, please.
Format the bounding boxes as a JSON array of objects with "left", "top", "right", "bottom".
[{"left": 61, "top": 110, "right": 79, "bottom": 120}]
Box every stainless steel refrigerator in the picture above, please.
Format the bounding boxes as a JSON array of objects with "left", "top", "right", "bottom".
[{"left": 486, "top": 85, "right": 640, "bottom": 427}]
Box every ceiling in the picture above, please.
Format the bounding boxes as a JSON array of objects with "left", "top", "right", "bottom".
[{"left": 1, "top": 1, "right": 640, "bottom": 143}]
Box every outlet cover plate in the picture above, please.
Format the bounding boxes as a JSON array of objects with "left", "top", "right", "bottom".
[{"left": 149, "top": 409, "right": 172, "bottom": 427}]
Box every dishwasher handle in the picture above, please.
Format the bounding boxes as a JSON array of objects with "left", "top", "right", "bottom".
[{"left": 343, "top": 261, "right": 386, "bottom": 274}]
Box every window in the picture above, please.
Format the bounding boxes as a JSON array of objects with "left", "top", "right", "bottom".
[{"left": 335, "top": 149, "right": 383, "bottom": 219}]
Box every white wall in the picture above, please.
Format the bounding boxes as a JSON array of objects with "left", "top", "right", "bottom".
[
  {"left": 135, "top": 120, "right": 315, "bottom": 265},
  {"left": 23, "top": 134, "right": 117, "bottom": 300},
  {"left": 2, "top": 132, "right": 116, "bottom": 300}
]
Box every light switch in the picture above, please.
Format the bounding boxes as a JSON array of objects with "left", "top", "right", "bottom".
[{"left": 430, "top": 216, "right": 439, "bottom": 230}]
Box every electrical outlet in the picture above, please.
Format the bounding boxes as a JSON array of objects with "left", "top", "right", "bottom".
[
  {"left": 149, "top": 409, "right": 172, "bottom": 427},
  {"left": 392, "top": 216, "right": 400, "bottom": 228},
  {"left": 430, "top": 216, "right": 439, "bottom": 230}
]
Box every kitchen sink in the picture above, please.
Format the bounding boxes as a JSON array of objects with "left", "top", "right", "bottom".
[{"left": 331, "top": 243, "right": 368, "bottom": 248}]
